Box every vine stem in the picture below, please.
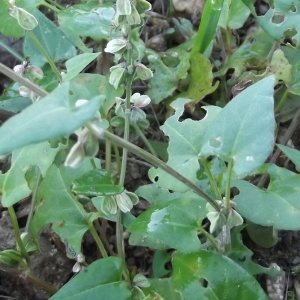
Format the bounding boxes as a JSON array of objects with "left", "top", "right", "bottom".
[
  {"left": 27, "top": 31, "right": 62, "bottom": 81},
  {"left": 0, "top": 64, "right": 221, "bottom": 213},
  {"left": 225, "top": 158, "right": 233, "bottom": 209},
  {"left": 7, "top": 206, "right": 30, "bottom": 264},
  {"left": 200, "top": 158, "right": 222, "bottom": 200},
  {"left": 98, "top": 130, "right": 221, "bottom": 212},
  {"left": 88, "top": 222, "right": 108, "bottom": 258}
]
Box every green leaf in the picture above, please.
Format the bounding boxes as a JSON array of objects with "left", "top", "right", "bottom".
[
  {"left": 31, "top": 161, "right": 100, "bottom": 255},
  {"left": 63, "top": 52, "right": 101, "bottom": 81},
  {"left": 152, "top": 250, "right": 171, "bottom": 278},
  {"left": 129, "top": 197, "right": 207, "bottom": 251},
  {"left": 201, "top": 76, "right": 275, "bottom": 176},
  {"left": 0, "top": 83, "right": 102, "bottom": 155},
  {"left": 146, "top": 50, "right": 190, "bottom": 104},
  {"left": 143, "top": 278, "right": 182, "bottom": 300},
  {"left": 70, "top": 73, "right": 123, "bottom": 117},
  {"left": 233, "top": 166, "right": 300, "bottom": 230},
  {"left": 57, "top": 4, "right": 116, "bottom": 52},
  {"left": 72, "top": 169, "right": 124, "bottom": 196},
  {"left": 219, "top": 0, "right": 250, "bottom": 29},
  {"left": 183, "top": 52, "right": 218, "bottom": 103},
  {"left": 172, "top": 251, "right": 268, "bottom": 299},
  {"left": 0, "top": 142, "right": 60, "bottom": 207},
  {"left": 245, "top": 222, "right": 278, "bottom": 248},
  {"left": 243, "top": 0, "right": 300, "bottom": 47},
  {"left": 23, "top": 10, "right": 76, "bottom": 66},
  {"left": 277, "top": 144, "right": 300, "bottom": 171},
  {"left": 0, "top": 0, "right": 42, "bottom": 38},
  {"left": 50, "top": 257, "right": 131, "bottom": 300},
  {"left": 136, "top": 183, "right": 202, "bottom": 206},
  {"left": 228, "top": 227, "right": 280, "bottom": 275},
  {"left": 149, "top": 99, "right": 221, "bottom": 192}
]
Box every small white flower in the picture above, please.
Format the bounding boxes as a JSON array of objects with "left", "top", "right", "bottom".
[
  {"left": 130, "top": 93, "right": 151, "bottom": 108},
  {"left": 116, "top": 0, "right": 132, "bottom": 15}
]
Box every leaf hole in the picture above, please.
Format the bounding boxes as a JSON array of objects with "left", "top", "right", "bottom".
[
  {"left": 199, "top": 278, "right": 209, "bottom": 288},
  {"left": 289, "top": 4, "right": 297, "bottom": 12},
  {"left": 271, "top": 12, "right": 285, "bottom": 25},
  {"left": 283, "top": 28, "right": 297, "bottom": 46},
  {"left": 153, "top": 176, "right": 159, "bottom": 182},
  {"left": 168, "top": 189, "right": 174, "bottom": 194},
  {"left": 238, "top": 255, "right": 246, "bottom": 262}
]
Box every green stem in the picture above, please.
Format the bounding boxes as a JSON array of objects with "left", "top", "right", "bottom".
[
  {"left": 7, "top": 207, "right": 30, "bottom": 264},
  {"left": 225, "top": 158, "right": 234, "bottom": 209},
  {"left": 45, "top": 0, "right": 64, "bottom": 10},
  {"left": 133, "top": 124, "right": 158, "bottom": 157},
  {"left": 0, "top": 62, "right": 48, "bottom": 97},
  {"left": 25, "top": 170, "right": 42, "bottom": 232},
  {"left": 40, "top": 0, "right": 60, "bottom": 12},
  {"left": 27, "top": 31, "right": 62, "bottom": 81},
  {"left": 275, "top": 87, "right": 289, "bottom": 113},
  {"left": 200, "top": 158, "right": 222, "bottom": 199},
  {"left": 199, "top": 226, "right": 219, "bottom": 251},
  {"left": 88, "top": 222, "right": 108, "bottom": 258},
  {"left": 0, "top": 39, "right": 24, "bottom": 62},
  {"left": 98, "top": 130, "right": 221, "bottom": 212},
  {"left": 26, "top": 271, "right": 57, "bottom": 295}
]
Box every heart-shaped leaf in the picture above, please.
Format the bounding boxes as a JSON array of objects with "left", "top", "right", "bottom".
[
  {"left": 72, "top": 169, "right": 124, "bottom": 196},
  {"left": 172, "top": 251, "right": 268, "bottom": 299},
  {"left": 31, "top": 160, "right": 100, "bottom": 254},
  {"left": 129, "top": 197, "right": 207, "bottom": 252},
  {"left": 50, "top": 257, "right": 131, "bottom": 300},
  {"left": 201, "top": 76, "right": 275, "bottom": 176},
  {"left": 149, "top": 98, "right": 221, "bottom": 192},
  {"left": 233, "top": 165, "right": 300, "bottom": 230}
]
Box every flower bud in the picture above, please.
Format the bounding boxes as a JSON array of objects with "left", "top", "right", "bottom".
[
  {"left": 109, "top": 65, "right": 126, "bottom": 89},
  {"left": 9, "top": 6, "right": 38, "bottom": 31},
  {"left": 130, "top": 93, "right": 151, "bottom": 108},
  {"left": 116, "top": 0, "right": 132, "bottom": 16},
  {"left": 135, "top": 63, "right": 153, "bottom": 80}
]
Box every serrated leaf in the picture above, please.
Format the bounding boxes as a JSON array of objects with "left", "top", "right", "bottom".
[
  {"left": 201, "top": 76, "right": 275, "bottom": 176},
  {"left": 57, "top": 4, "right": 116, "bottom": 52},
  {"left": 233, "top": 166, "right": 300, "bottom": 230},
  {"left": 23, "top": 10, "right": 76, "bottom": 66},
  {"left": 72, "top": 169, "right": 124, "bottom": 196},
  {"left": 129, "top": 198, "right": 207, "bottom": 251},
  {"left": 63, "top": 52, "right": 101, "bottom": 81},
  {"left": 243, "top": 0, "right": 300, "bottom": 47},
  {"left": 50, "top": 257, "right": 131, "bottom": 300},
  {"left": 172, "top": 251, "right": 268, "bottom": 299},
  {"left": 0, "top": 83, "right": 102, "bottom": 155},
  {"left": 0, "top": 142, "right": 60, "bottom": 207},
  {"left": 149, "top": 98, "right": 221, "bottom": 192},
  {"left": 31, "top": 161, "right": 100, "bottom": 254}
]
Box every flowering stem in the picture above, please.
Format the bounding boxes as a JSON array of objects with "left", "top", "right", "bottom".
[
  {"left": 28, "top": 31, "right": 62, "bottom": 81},
  {"left": 7, "top": 206, "right": 30, "bottom": 264}
]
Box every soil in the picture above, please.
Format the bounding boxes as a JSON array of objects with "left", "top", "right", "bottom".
[{"left": 0, "top": 0, "right": 300, "bottom": 299}]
